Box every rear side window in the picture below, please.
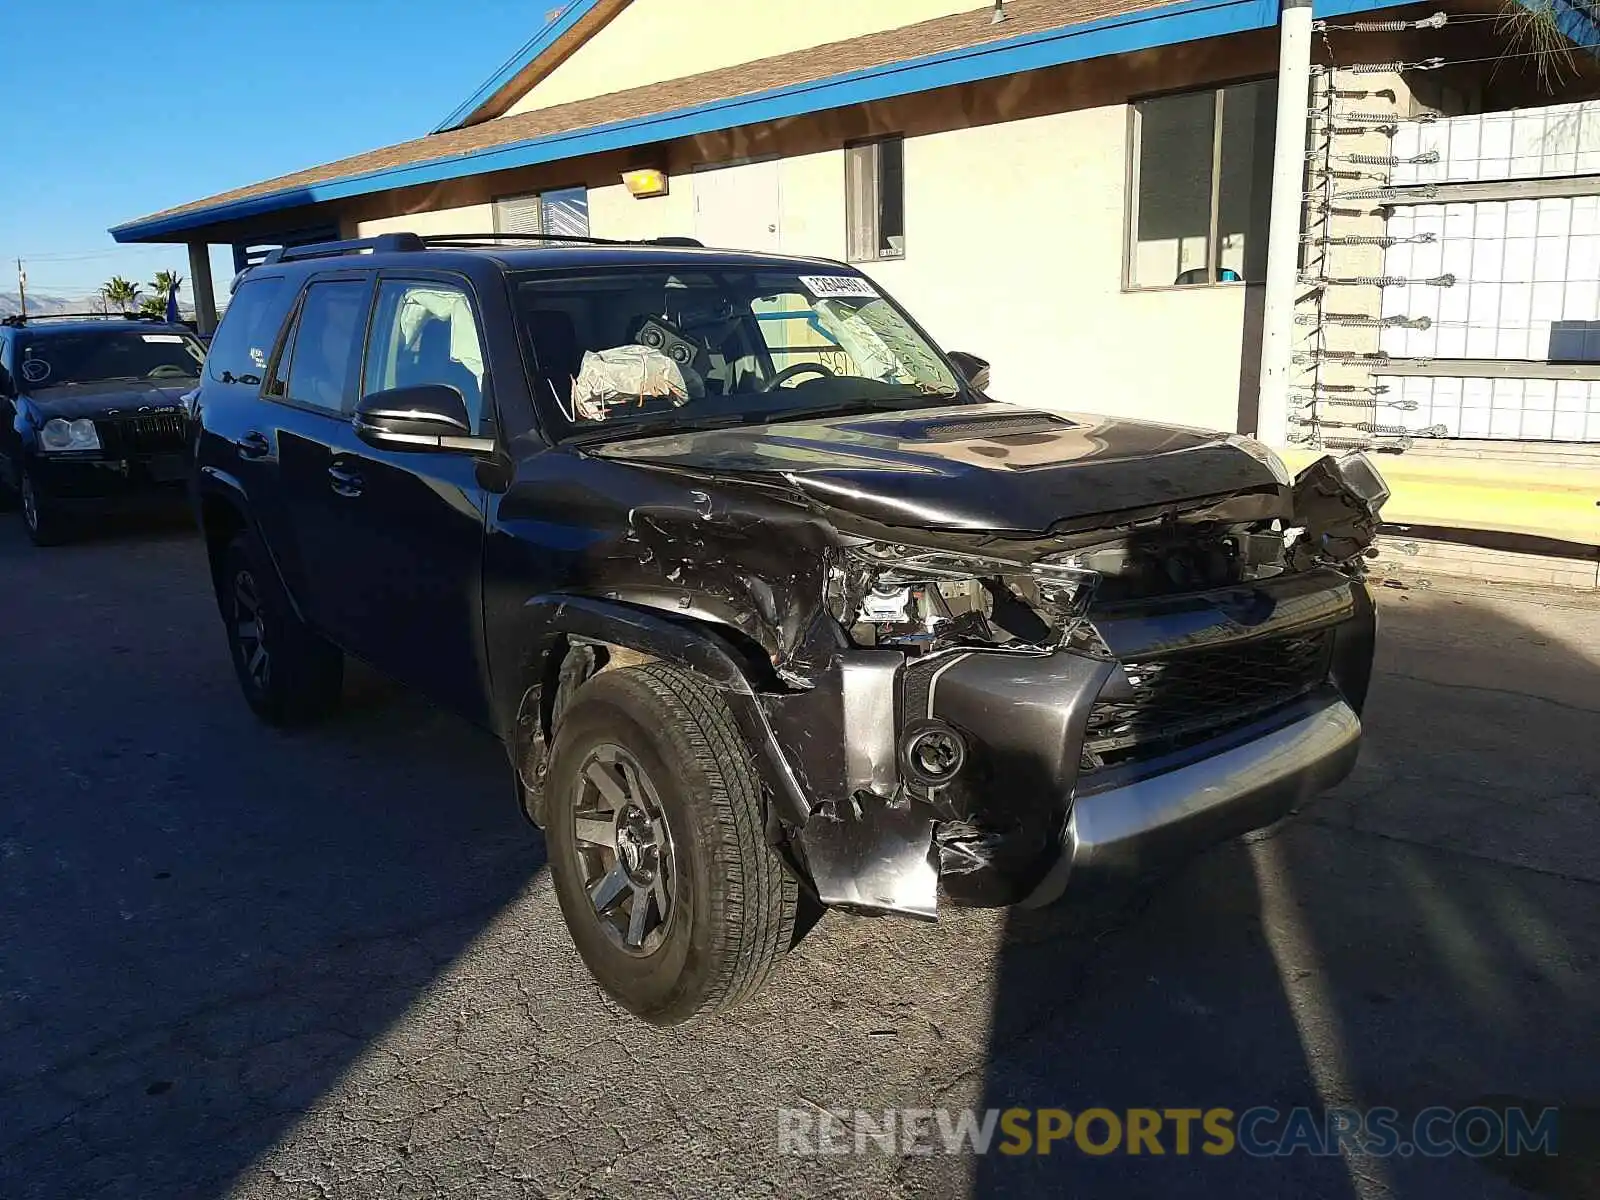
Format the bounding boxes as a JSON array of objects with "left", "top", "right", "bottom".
[
  {"left": 207, "top": 276, "right": 294, "bottom": 387},
  {"left": 281, "top": 280, "right": 370, "bottom": 413}
]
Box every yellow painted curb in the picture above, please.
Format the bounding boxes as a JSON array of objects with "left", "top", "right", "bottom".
[{"left": 1280, "top": 449, "right": 1600, "bottom": 546}]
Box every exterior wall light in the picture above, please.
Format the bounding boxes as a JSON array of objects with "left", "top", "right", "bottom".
[{"left": 622, "top": 168, "right": 669, "bottom": 198}]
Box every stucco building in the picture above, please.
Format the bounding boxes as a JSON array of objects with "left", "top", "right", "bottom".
[{"left": 113, "top": 0, "right": 1600, "bottom": 576}]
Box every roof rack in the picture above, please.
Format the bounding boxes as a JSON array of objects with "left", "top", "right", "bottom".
[
  {"left": 418, "top": 232, "right": 705, "bottom": 249},
  {"left": 1, "top": 311, "right": 168, "bottom": 327},
  {"left": 239, "top": 232, "right": 710, "bottom": 278},
  {"left": 262, "top": 232, "right": 425, "bottom": 265}
]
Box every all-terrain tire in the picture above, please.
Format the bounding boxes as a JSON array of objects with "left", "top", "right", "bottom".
[
  {"left": 545, "top": 662, "right": 798, "bottom": 1025},
  {"left": 219, "top": 529, "right": 344, "bottom": 727}
]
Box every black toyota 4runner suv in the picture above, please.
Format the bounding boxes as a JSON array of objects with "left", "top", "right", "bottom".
[
  {"left": 192, "top": 232, "right": 1385, "bottom": 1025},
  {"left": 1, "top": 313, "right": 203, "bottom": 544}
]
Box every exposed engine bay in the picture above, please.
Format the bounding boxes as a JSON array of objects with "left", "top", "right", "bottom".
[{"left": 825, "top": 451, "right": 1388, "bottom": 662}]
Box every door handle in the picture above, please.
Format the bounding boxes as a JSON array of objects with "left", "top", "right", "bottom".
[
  {"left": 235, "top": 431, "right": 271, "bottom": 459},
  {"left": 328, "top": 462, "right": 363, "bottom": 498}
]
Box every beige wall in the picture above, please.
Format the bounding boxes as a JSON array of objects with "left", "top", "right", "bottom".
[
  {"left": 356, "top": 203, "right": 494, "bottom": 238},
  {"left": 586, "top": 105, "right": 1253, "bottom": 433},
  {"left": 505, "top": 0, "right": 983, "bottom": 116}
]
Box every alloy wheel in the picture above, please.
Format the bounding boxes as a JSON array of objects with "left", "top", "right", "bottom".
[
  {"left": 232, "top": 568, "right": 271, "bottom": 690},
  {"left": 571, "top": 743, "right": 677, "bottom": 956}
]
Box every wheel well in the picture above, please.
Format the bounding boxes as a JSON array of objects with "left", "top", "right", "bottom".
[
  {"left": 513, "top": 615, "right": 781, "bottom": 827},
  {"left": 200, "top": 493, "right": 247, "bottom": 596}
]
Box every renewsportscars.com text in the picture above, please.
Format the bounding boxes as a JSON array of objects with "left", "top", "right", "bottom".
[{"left": 776, "top": 1105, "right": 1559, "bottom": 1158}]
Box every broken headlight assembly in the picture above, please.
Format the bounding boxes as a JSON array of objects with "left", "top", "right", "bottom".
[
  {"left": 827, "top": 542, "right": 1099, "bottom": 655},
  {"left": 1289, "top": 451, "right": 1391, "bottom": 567}
]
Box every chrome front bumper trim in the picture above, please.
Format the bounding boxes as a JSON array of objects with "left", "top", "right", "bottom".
[{"left": 1020, "top": 695, "right": 1361, "bottom": 908}]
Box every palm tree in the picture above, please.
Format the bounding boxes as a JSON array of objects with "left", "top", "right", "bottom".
[
  {"left": 150, "top": 269, "right": 183, "bottom": 305},
  {"left": 137, "top": 296, "right": 168, "bottom": 318},
  {"left": 101, "top": 276, "right": 141, "bottom": 314}
]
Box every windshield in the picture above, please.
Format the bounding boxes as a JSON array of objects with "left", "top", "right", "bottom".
[
  {"left": 512, "top": 268, "right": 966, "bottom": 436},
  {"left": 16, "top": 329, "right": 205, "bottom": 389}
]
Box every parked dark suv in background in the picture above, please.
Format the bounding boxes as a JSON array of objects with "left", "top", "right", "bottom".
[
  {"left": 1, "top": 313, "right": 202, "bottom": 545},
  {"left": 191, "top": 231, "right": 1386, "bottom": 1025}
]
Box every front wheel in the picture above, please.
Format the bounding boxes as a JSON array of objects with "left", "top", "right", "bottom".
[
  {"left": 545, "top": 663, "right": 797, "bottom": 1025},
  {"left": 19, "top": 467, "right": 67, "bottom": 546}
]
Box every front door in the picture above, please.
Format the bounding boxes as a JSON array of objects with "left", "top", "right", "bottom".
[{"left": 315, "top": 272, "right": 496, "bottom": 725}]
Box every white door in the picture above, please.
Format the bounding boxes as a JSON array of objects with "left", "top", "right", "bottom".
[{"left": 693, "top": 160, "right": 782, "bottom": 252}]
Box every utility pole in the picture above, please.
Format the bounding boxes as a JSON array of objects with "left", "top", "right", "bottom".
[
  {"left": 15, "top": 258, "right": 27, "bottom": 318},
  {"left": 1255, "top": 0, "right": 1314, "bottom": 447}
]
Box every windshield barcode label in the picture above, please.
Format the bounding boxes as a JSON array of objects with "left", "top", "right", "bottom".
[{"left": 799, "top": 275, "right": 879, "bottom": 299}]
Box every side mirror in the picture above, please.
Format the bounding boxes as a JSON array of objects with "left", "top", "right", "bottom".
[
  {"left": 947, "top": 351, "right": 990, "bottom": 393},
  {"left": 353, "top": 384, "right": 492, "bottom": 453}
]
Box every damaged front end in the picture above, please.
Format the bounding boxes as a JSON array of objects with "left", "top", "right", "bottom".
[{"left": 764, "top": 451, "right": 1388, "bottom": 919}]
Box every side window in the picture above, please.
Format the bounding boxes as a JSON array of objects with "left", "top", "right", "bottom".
[
  {"left": 206, "top": 276, "right": 294, "bottom": 387},
  {"left": 845, "top": 137, "right": 905, "bottom": 263},
  {"left": 1127, "top": 80, "right": 1276, "bottom": 288},
  {"left": 493, "top": 186, "right": 589, "bottom": 243},
  {"left": 362, "top": 280, "right": 488, "bottom": 432},
  {"left": 281, "top": 280, "right": 370, "bottom": 413}
]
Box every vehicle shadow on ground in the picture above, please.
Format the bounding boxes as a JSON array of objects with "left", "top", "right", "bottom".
[
  {"left": 951, "top": 588, "right": 1600, "bottom": 1199},
  {"left": 0, "top": 523, "right": 548, "bottom": 1199}
]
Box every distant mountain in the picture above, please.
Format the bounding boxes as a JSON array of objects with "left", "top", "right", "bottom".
[
  {"left": 0, "top": 291, "right": 93, "bottom": 317},
  {"left": 0, "top": 291, "right": 197, "bottom": 320}
]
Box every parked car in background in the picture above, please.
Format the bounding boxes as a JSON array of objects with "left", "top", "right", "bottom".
[
  {"left": 191, "top": 231, "right": 1386, "bottom": 1025},
  {"left": 0, "top": 313, "right": 203, "bottom": 545}
]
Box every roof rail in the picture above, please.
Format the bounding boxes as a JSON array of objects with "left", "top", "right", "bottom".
[
  {"left": 417, "top": 232, "right": 705, "bottom": 249},
  {"left": 262, "top": 232, "right": 425, "bottom": 265},
  {"left": 1, "top": 311, "right": 168, "bottom": 327}
]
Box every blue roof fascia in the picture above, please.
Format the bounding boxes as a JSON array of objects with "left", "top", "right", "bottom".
[
  {"left": 434, "top": 0, "right": 610, "bottom": 133},
  {"left": 114, "top": 0, "right": 1422, "bottom": 243}
]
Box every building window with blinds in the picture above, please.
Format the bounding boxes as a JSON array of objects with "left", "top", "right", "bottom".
[
  {"left": 493, "top": 187, "right": 591, "bottom": 242},
  {"left": 845, "top": 137, "right": 905, "bottom": 263},
  {"left": 1127, "top": 81, "right": 1276, "bottom": 288}
]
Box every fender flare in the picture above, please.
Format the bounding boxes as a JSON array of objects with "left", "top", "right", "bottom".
[
  {"left": 195, "top": 466, "right": 306, "bottom": 622},
  {"left": 513, "top": 594, "right": 812, "bottom": 830}
]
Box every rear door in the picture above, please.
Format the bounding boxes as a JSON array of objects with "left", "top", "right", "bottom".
[
  {"left": 193, "top": 272, "right": 300, "bottom": 575},
  {"left": 260, "top": 273, "right": 376, "bottom": 636},
  {"left": 311, "top": 271, "right": 495, "bottom": 724}
]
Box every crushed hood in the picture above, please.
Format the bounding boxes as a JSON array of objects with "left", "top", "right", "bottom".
[
  {"left": 24, "top": 381, "right": 189, "bottom": 422},
  {"left": 591, "top": 404, "right": 1285, "bottom": 534}
]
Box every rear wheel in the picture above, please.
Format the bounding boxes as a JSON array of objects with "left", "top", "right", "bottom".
[
  {"left": 220, "top": 530, "right": 343, "bottom": 726},
  {"left": 19, "top": 467, "right": 67, "bottom": 546},
  {"left": 546, "top": 663, "right": 797, "bottom": 1025}
]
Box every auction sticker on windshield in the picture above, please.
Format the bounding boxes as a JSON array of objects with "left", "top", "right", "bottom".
[
  {"left": 142, "top": 334, "right": 185, "bottom": 343},
  {"left": 799, "top": 275, "right": 879, "bottom": 300}
]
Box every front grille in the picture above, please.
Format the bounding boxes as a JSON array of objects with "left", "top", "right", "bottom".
[
  {"left": 96, "top": 410, "right": 187, "bottom": 457},
  {"left": 1081, "top": 632, "right": 1331, "bottom": 772}
]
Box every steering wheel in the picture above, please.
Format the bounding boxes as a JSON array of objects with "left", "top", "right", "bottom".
[
  {"left": 762, "top": 362, "right": 835, "bottom": 391},
  {"left": 147, "top": 364, "right": 192, "bottom": 380}
]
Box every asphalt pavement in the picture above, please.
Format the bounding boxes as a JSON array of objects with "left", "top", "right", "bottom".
[{"left": 1, "top": 511, "right": 1596, "bottom": 1199}]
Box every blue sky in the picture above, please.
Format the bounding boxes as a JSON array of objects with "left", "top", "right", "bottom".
[{"left": 0, "top": 0, "right": 543, "bottom": 301}]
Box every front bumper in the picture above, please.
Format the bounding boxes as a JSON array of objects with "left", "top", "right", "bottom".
[
  {"left": 780, "top": 570, "right": 1375, "bottom": 918},
  {"left": 29, "top": 452, "right": 189, "bottom": 507},
  {"left": 1019, "top": 691, "right": 1360, "bottom": 907}
]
